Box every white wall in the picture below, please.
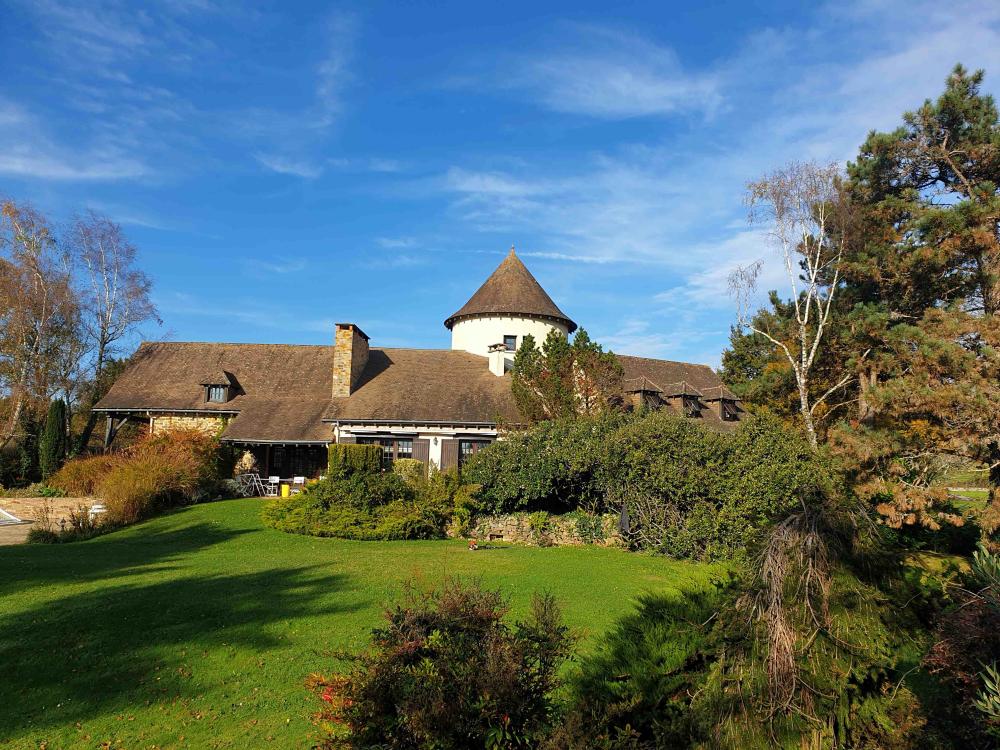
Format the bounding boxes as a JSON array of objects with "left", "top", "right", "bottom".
[
  {"left": 450, "top": 315, "right": 569, "bottom": 369},
  {"left": 335, "top": 423, "right": 498, "bottom": 472}
]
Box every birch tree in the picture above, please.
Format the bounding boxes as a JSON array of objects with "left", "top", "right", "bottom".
[
  {"left": 68, "top": 211, "right": 159, "bottom": 450},
  {"left": 729, "top": 162, "right": 852, "bottom": 448}
]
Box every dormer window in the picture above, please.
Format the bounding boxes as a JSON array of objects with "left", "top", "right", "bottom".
[
  {"left": 200, "top": 369, "right": 236, "bottom": 404},
  {"left": 721, "top": 399, "right": 739, "bottom": 421},
  {"left": 207, "top": 385, "right": 228, "bottom": 403},
  {"left": 503, "top": 334, "right": 517, "bottom": 351}
]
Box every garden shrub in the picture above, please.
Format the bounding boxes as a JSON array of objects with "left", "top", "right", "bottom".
[
  {"left": 467, "top": 411, "right": 836, "bottom": 561},
  {"left": 327, "top": 444, "right": 382, "bottom": 477},
  {"left": 307, "top": 579, "right": 573, "bottom": 749},
  {"left": 464, "top": 414, "right": 627, "bottom": 514},
  {"left": 392, "top": 457, "right": 425, "bottom": 485},
  {"left": 262, "top": 471, "right": 456, "bottom": 540},
  {"left": 49, "top": 454, "right": 121, "bottom": 496},
  {"left": 0, "top": 482, "right": 66, "bottom": 498},
  {"left": 709, "top": 412, "right": 834, "bottom": 559},
  {"left": 94, "top": 429, "right": 222, "bottom": 524}
]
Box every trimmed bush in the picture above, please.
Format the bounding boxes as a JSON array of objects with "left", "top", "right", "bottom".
[
  {"left": 38, "top": 399, "right": 67, "bottom": 480},
  {"left": 392, "top": 458, "right": 426, "bottom": 485},
  {"left": 307, "top": 579, "right": 573, "bottom": 749},
  {"left": 262, "top": 468, "right": 473, "bottom": 541},
  {"left": 328, "top": 443, "right": 383, "bottom": 476}
]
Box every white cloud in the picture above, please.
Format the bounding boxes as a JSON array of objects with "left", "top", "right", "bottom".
[
  {"left": 243, "top": 257, "right": 308, "bottom": 275},
  {"left": 502, "top": 23, "right": 722, "bottom": 119},
  {"left": 254, "top": 153, "right": 323, "bottom": 179},
  {"left": 375, "top": 236, "right": 418, "bottom": 249}
]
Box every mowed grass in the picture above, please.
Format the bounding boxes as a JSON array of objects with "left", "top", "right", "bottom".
[{"left": 0, "top": 498, "right": 720, "bottom": 749}]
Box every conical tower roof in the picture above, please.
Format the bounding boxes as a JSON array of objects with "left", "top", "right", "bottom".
[{"left": 444, "top": 248, "right": 577, "bottom": 332}]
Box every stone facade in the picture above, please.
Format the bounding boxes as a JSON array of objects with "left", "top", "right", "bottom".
[
  {"left": 463, "top": 512, "right": 622, "bottom": 547},
  {"left": 150, "top": 413, "right": 226, "bottom": 436},
  {"left": 332, "top": 323, "right": 370, "bottom": 397}
]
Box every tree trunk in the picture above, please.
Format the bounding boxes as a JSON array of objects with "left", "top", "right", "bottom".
[
  {"left": 74, "top": 342, "right": 107, "bottom": 454},
  {"left": 798, "top": 379, "right": 818, "bottom": 449}
]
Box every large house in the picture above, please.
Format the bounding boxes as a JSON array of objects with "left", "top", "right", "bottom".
[{"left": 95, "top": 249, "right": 740, "bottom": 477}]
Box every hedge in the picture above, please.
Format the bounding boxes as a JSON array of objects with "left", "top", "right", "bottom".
[{"left": 328, "top": 444, "right": 383, "bottom": 476}]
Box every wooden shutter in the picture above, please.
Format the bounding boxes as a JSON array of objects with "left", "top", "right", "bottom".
[
  {"left": 440, "top": 438, "right": 459, "bottom": 471},
  {"left": 413, "top": 439, "right": 430, "bottom": 465}
]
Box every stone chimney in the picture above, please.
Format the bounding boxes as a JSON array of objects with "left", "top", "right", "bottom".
[
  {"left": 332, "top": 323, "right": 370, "bottom": 397},
  {"left": 488, "top": 342, "right": 508, "bottom": 377}
]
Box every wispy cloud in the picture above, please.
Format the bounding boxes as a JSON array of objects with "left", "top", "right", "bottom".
[
  {"left": 505, "top": 23, "right": 723, "bottom": 119},
  {"left": 253, "top": 153, "right": 324, "bottom": 179},
  {"left": 375, "top": 236, "right": 418, "bottom": 249},
  {"left": 243, "top": 257, "right": 308, "bottom": 276}
]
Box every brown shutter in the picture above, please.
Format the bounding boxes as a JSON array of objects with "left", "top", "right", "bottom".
[
  {"left": 440, "top": 438, "right": 459, "bottom": 471},
  {"left": 338, "top": 434, "right": 356, "bottom": 444},
  {"left": 413, "top": 438, "right": 430, "bottom": 465}
]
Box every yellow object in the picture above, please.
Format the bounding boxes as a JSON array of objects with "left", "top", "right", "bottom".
[{"left": 281, "top": 483, "right": 290, "bottom": 498}]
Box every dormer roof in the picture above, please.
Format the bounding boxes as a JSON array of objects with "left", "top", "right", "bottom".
[
  {"left": 444, "top": 248, "right": 577, "bottom": 332},
  {"left": 199, "top": 369, "right": 235, "bottom": 386}
]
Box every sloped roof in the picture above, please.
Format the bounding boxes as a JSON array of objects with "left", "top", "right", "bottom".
[
  {"left": 95, "top": 342, "right": 739, "bottom": 441},
  {"left": 95, "top": 342, "right": 521, "bottom": 441},
  {"left": 323, "top": 349, "right": 519, "bottom": 424},
  {"left": 95, "top": 342, "right": 335, "bottom": 442},
  {"left": 444, "top": 249, "right": 577, "bottom": 332}
]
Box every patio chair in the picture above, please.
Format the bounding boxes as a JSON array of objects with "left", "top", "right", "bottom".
[
  {"left": 291, "top": 476, "right": 305, "bottom": 494},
  {"left": 265, "top": 476, "right": 280, "bottom": 497}
]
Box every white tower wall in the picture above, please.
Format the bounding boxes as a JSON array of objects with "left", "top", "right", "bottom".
[{"left": 450, "top": 315, "right": 569, "bottom": 369}]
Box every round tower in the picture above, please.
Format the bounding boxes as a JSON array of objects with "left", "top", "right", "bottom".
[{"left": 444, "top": 247, "right": 577, "bottom": 370}]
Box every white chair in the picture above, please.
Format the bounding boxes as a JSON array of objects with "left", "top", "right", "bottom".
[
  {"left": 265, "top": 476, "right": 280, "bottom": 497},
  {"left": 291, "top": 476, "right": 305, "bottom": 494}
]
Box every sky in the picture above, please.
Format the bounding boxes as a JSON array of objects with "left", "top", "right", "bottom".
[{"left": 2, "top": 0, "right": 1000, "bottom": 368}]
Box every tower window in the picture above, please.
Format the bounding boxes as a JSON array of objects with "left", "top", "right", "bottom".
[{"left": 503, "top": 335, "right": 517, "bottom": 351}]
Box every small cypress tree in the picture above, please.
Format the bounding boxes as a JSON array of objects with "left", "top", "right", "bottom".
[{"left": 38, "top": 399, "right": 68, "bottom": 480}]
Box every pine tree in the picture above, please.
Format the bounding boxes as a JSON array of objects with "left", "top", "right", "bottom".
[
  {"left": 511, "top": 329, "right": 623, "bottom": 422},
  {"left": 38, "top": 398, "right": 67, "bottom": 480}
]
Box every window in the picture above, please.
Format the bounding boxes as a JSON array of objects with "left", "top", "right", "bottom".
[
  {"left": 458, "top": 439, "right": 490, "bottom": 470},
  {"left": 682, "top": 396, "right": 700, "bottom": 418},
  {"left": 503, "top": 335, "right": 517, "bottom": 351},
  {"left": 721, "top": 400, "right": 739, "bottom": 421},
  {"left": 207, "top": 385, "right": 227, "bottom": 403},
  {"left": 358, "top": 437, "right": 414, "bottom": 470}
]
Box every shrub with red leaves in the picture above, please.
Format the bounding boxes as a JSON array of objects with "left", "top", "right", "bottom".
[{"left": 306, "top": 579, "right": 573, "bottom": 749}]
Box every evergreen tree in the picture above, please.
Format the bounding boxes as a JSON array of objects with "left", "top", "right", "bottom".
[
  {"left": 723, "top": 65, "right": 1000, "bottom": 527},
  {"left": 38, "top": 398, "right": 67, "bottom": 480},
  {"left": 511, "top": 328, "right": 623, "bottom": 422}
]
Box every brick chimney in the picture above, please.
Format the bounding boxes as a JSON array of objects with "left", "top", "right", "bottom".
[{"left": 332, "top": 323, "right": 370, "bottom": 397}]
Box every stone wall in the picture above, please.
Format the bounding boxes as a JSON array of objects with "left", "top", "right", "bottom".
[
  {"left": 150, "top": 413, "right": 225, "bottom": 436},
  {"left": 462, "top": 512, "right": 622, "bottom": 547}
]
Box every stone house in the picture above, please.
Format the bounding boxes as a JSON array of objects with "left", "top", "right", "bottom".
[{"left": 95, "top": 249, "right": 741, "bottom": 477}]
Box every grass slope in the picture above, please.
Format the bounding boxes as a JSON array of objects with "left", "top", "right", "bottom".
[{"left": 0, "top": 499, "right": 719, "bottom": 749}]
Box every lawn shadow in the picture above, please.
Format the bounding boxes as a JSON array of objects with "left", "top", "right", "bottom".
[
  {"left": 0, "top": 506, "right": 254, "bottom": 597},
  {"left": 0, "top": 564, "right": 357, "bottom": 740}
]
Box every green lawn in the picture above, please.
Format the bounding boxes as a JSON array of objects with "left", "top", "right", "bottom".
[{"left": 0, "top": 498, "right": 719, "bottom": 749}]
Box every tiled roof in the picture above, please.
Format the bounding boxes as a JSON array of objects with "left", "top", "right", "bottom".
[
  {"left": 444, "top": 249, "right": 577, "bottom": 332},
  {"left": 96, "top": 342, "right": 739, "bottom": 441}
]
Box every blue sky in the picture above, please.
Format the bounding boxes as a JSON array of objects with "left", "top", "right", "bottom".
[{"left": 2, "top": 0, "right": 999, "bottom": 367}]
